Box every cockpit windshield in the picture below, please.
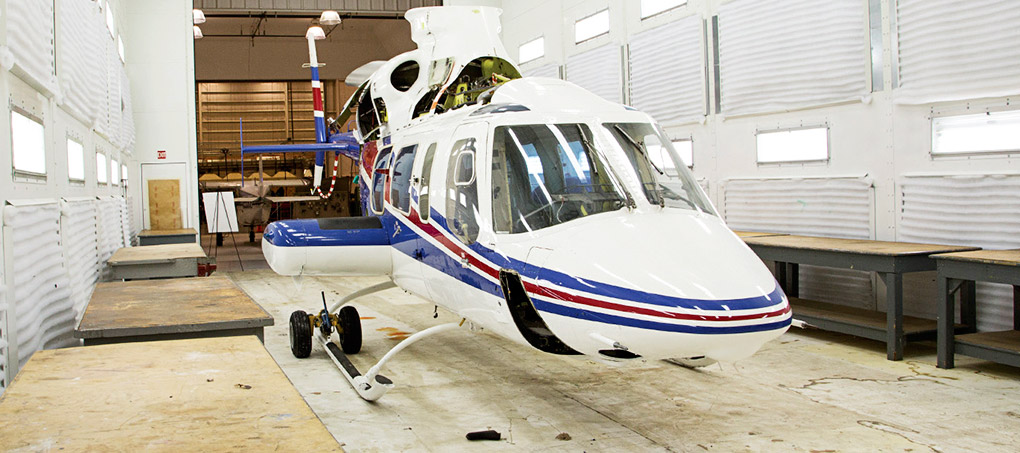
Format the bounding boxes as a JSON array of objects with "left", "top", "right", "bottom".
[
  {"left": 603, "top": 123, "right": 716, "bottom": 215},
  {"left": 492, "top": 124, "right": 627, "bottom": 233}
]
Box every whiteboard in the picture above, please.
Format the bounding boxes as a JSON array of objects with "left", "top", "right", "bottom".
[{"left": 202, "top": 192, "right": 239, "bottom": 233}]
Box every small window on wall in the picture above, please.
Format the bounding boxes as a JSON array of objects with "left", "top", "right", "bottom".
[
  {"left": 671, "top": 139, "right": 693, "bottom": 168},
  {"left": 641, "top": 0, "right": 687, "bottom": 19},
  {"left": 67, "top": 138, "right": 85, "bottom": 182},
  {"left": 756, "top": 127, "right": 829, "bottom": 164},
  {"left": 105, "top": 1, "right": 115, "bottom": 37},
  {"left": 11, "top": 109, "right": 46, "bottom": 177},
  {"left": 932, "top": 110, "right": 1020, "bottom": 156},
  {"left": 97, "top": 153, "right": 107, "bottom": 184},
  {"left": 117, "top": 36, "right": 125, "bottom": 62},
  {"left": 122, "top": 164, "right": 128, "bottom": 186},
  {"left": 112, "top": 158, "right": 120, "bottom": 186},
  {"left": 575, "top": 9, "right": 610, "bottom": 44},
  {"left": 519, "top": 37, "right": 545, "bottom": 64}
]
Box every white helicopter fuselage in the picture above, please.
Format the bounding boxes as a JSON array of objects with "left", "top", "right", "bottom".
[{"left": 263, "top": 76, "right": 791, "bottom": 362}]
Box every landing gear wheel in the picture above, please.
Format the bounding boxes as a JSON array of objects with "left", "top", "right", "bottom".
[
  {"left": 668, "top": 356, "right": 717, "bottom": 369},
  {"left": 289, "top": 310, "right": 313, "bottom": 358},
  {"left": 338, "top": 305, "right": 363, "bottom": 354}
]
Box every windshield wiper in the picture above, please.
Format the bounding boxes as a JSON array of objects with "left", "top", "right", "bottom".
[
  {"left": 574, "top": 125, "right": 598, "bottom": 178},
  {"left": 613, "top": 125, "right": 664, "bottom": 176}
]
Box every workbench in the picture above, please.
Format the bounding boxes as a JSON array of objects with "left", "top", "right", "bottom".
[
  {"left": 75, "top": 276, "right": 274, "bottom": 345},
  {"left": 742, "top": 234, "right": 979, "bottom": 360},
  {"left": 935, "top": 249, "right": 1020, "bottom": 369},
  {"left": 732, "top": 230, "right": 789, "bottom": 239},
  {"left": 0, "top": 336, "right": 341, "bottom": 451},
  {"left": 138, "top": 228, "right": 199, "bottom": 245},
  {"left": 107, "top": 243, "right": 207, "bottom": 280}
]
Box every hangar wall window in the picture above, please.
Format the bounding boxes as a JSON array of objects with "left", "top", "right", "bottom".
[
  {"left": 111, "top": 158, "right": 120, "bottom": 186},
  {"left": 11, "top": 109, "right": 46, "bottom": 177},
  {"left": 96, "top": 152, "right": 107, "bottom": 184},
  {"left": 641, "top": 0, "right": 687, "bottom": 19},
  {"left": 104, "top": 1, "right": 115, "bottom": 37},
  {"left": 519, "top": 37, "right": 544, "bottom": 64},
  {"left": 575, "top": 9, "right": 610, "bottom": 44},
  {"left": 446, "top": 138, "right": 480, "bottom": 244},
  {"left": 67, "top": 137, "right": 85, "bottom": 182},
  {"left": 419, "top": 143, "right": 437, "bottom": 221},
  {"left": 756, "top": 126, "right": 829, "bottom": 164},
  {"left": 671, "top": 139, "right": 693, "bottom": 168},
  {"left": 122, "top": 164, "right": 128, "bottom": 186},
  {"left": 932, "top": 110, "right": 1020, "bottom": 156},
  {"left": 390, "top": 144, "right": 417, "bottom": 213},
  {"left": 371, "top": 147, "right": 393, "bottom": 214}
]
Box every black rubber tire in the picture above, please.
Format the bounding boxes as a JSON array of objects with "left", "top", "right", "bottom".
[
  {"left": 289, "top": 310, "right": 313, "bottom": 358},
  {"left": 338, "top": 306, "right": 363, "bottom": 354}
]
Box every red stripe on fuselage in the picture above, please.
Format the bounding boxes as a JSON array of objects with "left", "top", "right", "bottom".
[
  {"left": 398, "top": 209, "right": 787, "bottom": 322},
  {"left": 313, "top": 87, "right": 324, "bottom": 112}
]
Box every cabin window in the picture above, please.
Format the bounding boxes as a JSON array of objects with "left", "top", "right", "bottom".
[
  {"left": 371, "top": 146, "right": 393, "bottom": 213},
  {"left": 419, "top": 143, "right": 437, "bottom": 221},
  {"left": 446, "top": 138, "right": 480, "bottom": 244},
  {"left": 390, "top": 144, "right": 417, "bottom": 213},
  {"left": 357, "top": 86, "right": 380, "bottom": 141},
  {"left": 603, "top": 123, "right": 715, "bottom": 214},
  {"left": 492, "top": 124, "right": 626, "bottom": 234}
]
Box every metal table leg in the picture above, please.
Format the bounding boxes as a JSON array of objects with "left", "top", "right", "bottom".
[
  {"left": 937, "top": 275, "right": 955, "bottom": 369},
  {"left": 884, "top": 272, "right": 904, "bottom": 361},
  {"left": 788, "top": 262, "right": 800, "bottom": 298}
]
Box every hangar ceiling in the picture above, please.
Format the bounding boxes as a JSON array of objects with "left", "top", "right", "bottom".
[{"left": 193, "top": 0, "right": 443, "bottom": 17}]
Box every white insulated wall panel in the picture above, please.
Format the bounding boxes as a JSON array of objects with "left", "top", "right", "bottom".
[
  {"left": 3, "top": 202, "right": 75, "bottom": 371},
  {"left": 896, "top": 0, "right": 1020, "bottom": 104},
  {"left": 120, "top": 197, "right": 131, "bottom": 247},
  {"left": 56, "top": 0, "right": 104, "bottom": 124},
  {"left": 97, "top": 197, "right": 123, "bottom": 267},
  {"left": 5, "top": 0, "right": 57, "bottom": 92},
  {"left": 723, "top": 177, "right": 875, "bottom": 308},
  {"left": 524, "top": 64, "right": 560, "bottom": 79},
  {"left": 0, "top": 228, "right": 7, "bottom": 393},
  {"left": 899, "top": 175, "right": 1020, "bottom": 331},
  {"left": 566, "top": 44, "right": 623, "bottom": 105},
  {"left": 629, "top": 16, "right": 705, "bottom": 126},
  {"left": 98, "top": 39, "right": 123, "bottom": 144},
  {"left": 717, "top": 0, "right": 867, "bottom": 116},
  {"left": 120, "top": 67, "right": 136, "bottom": 150},
  {"left": 60, "top": 199, "right": 100, "bottom": 320}
]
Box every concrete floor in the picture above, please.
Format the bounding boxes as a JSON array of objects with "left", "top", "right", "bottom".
[{"left": 227, "top": 270, "right": 1020, "bottom": 452}]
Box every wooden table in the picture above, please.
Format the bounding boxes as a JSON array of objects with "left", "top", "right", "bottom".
[
  {"left": 108, "top": 243, "right": 207, "bottom": 280},
  {"left": 743, "top": 234, "right": 979, "bottom": 360},
  {"left": 732, "top": 230, "right": 789, "bottom": 239},
  {"left": 138, "top": 228, "right": 198, "bottom": 246},
  {"left": 75, "top": 276, "right": 274, "bottom": 345},
  {"left": 0, "top": 336, "right": 341, "bottom": 451},
  {"left": 935, "top": 249, "right": 1020, "bottom": 368}
]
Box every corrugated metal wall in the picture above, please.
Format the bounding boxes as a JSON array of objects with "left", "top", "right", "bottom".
[
  {"left": 0, "top": 225, "right": 7, "bottom": 393},
  {"left": 628, "top": 15, "right": 705, "bottom": 126},
  {"left": 717, "top": 0, "right": 867, "bottom": 116},
  {"left": 3, "top": 202, "right": 76, "bottom": 371},
  {"left": 523, "top": 64, "right": 560, "bottom": 79},
  {"left": 565, "top": 44, "right": 624, "bottom": 105},
  {"left": 896, "top": 0, "right": 1020, "bottom": 104},
  {"left": 723, "top": 177, "right": 876, "bottom": 308},
  {"left": 899, "top": 174, "right": 1020, "bottom": 331},
  {"left": 120, "top": 197, "right": 132, "bottom": 247},
  {"left": 61, "top": 198, "right": 100, "bottom": 320},
  {"left": 97, "top": 197, "right": 124, "bottom": 272}
]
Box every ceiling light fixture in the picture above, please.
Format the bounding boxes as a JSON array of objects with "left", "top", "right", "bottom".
[
  {"left": 319, "top": 10, "right": 342, "bottom": 26},
  {"left": 305, "top": 25, "right": 326, "bottom": 40},
  {"left": 193, "top": 9, "right": 206, "bottom": 25},
  {"left": 193, "top": 25, "right": 203, "bottom": 39}
]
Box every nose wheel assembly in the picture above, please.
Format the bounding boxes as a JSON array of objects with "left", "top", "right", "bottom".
[{"left": 286, "top": 283, "right": 461, "bottom": 401}]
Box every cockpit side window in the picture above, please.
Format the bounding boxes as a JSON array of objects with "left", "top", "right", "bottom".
[
  {"left": 492, "top": 124, "right": 626, "bottom": 234},
  {"left": 419, "top": 143, "right": 437, "bottom": 221},
  {"left": 371, "top": 146, "right": 393, "bottom": 214},
  {"left": 446, "top": 138, "right": 480, "bottom": 244},
  {"left": 390, "top": 145, "right": 417, "bottom": 214}
]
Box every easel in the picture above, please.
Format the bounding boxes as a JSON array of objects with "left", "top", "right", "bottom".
[{"left": 205, "top": 191, "right": 244, "bottom": 271}]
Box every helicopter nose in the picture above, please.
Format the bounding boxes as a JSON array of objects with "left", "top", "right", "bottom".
[{"left": 522, "top": 212, "right": 789, "bottom": 360}]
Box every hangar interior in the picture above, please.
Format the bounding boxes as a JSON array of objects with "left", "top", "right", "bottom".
[{"left": 0, "top": 0, "right": 1018, "bottom": 451}]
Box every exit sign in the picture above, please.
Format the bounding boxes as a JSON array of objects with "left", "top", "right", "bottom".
[{"left": 157, "top": 150, "right": 166, "bottom": 159}]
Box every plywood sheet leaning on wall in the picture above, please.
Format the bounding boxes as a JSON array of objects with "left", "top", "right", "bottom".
[{"left": 147, "top": 179, "right": 182, "bottom": 230}]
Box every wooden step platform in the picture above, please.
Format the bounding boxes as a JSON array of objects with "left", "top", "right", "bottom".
[
  {"left": 107, "top": 243, "right": 208, "bottom": 280},
  {"left": 791, "top": 297, "right": 938, "bottom": 342},
  {"left": 956, "top": 330, "right": 1020, "bottom": 367},
  {"left": 75, "top": 276, "right": 273, "bottom": 345},
  {"left": 0, "top": 336, "right": 341, "bottom": 451}
]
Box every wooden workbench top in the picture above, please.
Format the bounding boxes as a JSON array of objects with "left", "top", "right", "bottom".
[
  {"left": 733, "top": 230, "right": 789, "bottom": 239},
  {"left": 742, "top": 234, "right": 980, "bottom": 257},
  {"left": 932, "top": 249, "right": 1020, "bottom": 267},
  {"left": 108, "top": 243, "right": 207, "bottom": 264},
  {"left": 0, "top": 336, "right": 341, "bottom": 451},
  {"left": 76, "top": 276, "right": 273, "bottom": 339},
  {"left": 139, "top": 228, "right": 198, "bottom": 237}
]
